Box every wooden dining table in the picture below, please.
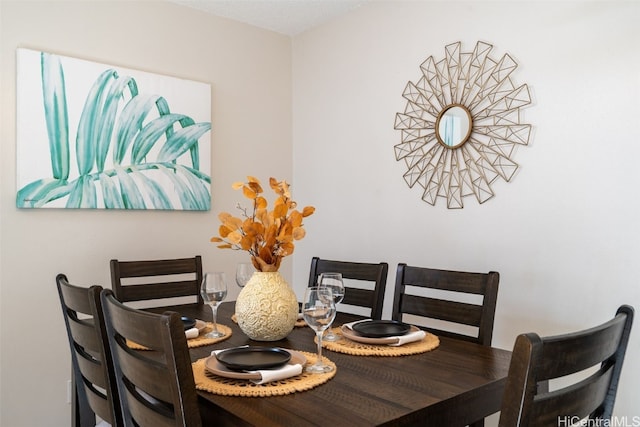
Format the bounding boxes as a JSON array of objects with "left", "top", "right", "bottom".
[{"left": 163, "top": 301, "right": 511, "bottom": 427}]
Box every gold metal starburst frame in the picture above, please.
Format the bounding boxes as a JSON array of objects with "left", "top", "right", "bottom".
[{"left": 394, "top": 41, "right": 532, "bottom": 208}]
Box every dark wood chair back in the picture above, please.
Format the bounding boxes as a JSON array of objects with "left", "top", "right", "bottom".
[
  {"left": 392, "top": 264, "right": 500, "bottom": 427},
  {"left": 308, "top": 257, "right": 389, "bottom": 320},
  {"left": 499, "top": 305, "right": 634, "bottom": 427},
  {"left": 392, "top": 264, "right": 500, "bottom": 346},
  {"left": 56, "top": 274, "right": 122, "bottom": 427},
  {"left": 101, "top": 289, "right": 202, "bottom": 427},
  {"left": 110, "top": 256, "right": 203, "bottom": 306}
]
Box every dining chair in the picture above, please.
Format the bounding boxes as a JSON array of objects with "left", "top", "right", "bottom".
[
  {"left": 499, "top": 304, "right": 634, "bottom": 427},
  {"left": 110, "top": 255, "right": 203, "bottom": 307},
  {"left": 308, "top": 257, "right": 389, "bottom": 320},
  {"left": 56, "top": 274, "right": 122, "bottom": 427},
  {"left": 392, "top": 264, "right": 499, "bottom": 427},
  {"left": 392, "top": 264, "right": 499, "bottom": 346},
  {"left": 100, "top": 289, "right": 202, "bottom": 427}
]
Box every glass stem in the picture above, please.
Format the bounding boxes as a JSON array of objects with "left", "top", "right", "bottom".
[
  {"left": 315, "top": 331, "right": 324, "bottom": 367},
  {"left": 211, "top": 304, "right": 219, "bottom": 333}
]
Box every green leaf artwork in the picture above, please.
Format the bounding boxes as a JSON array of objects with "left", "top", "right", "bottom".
[{"left": 16, "top": 48, "right": 212, "bottom": 210}]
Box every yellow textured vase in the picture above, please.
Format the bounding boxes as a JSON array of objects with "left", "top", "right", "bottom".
[{"left": 235, "top": 271, "right": 298, "bottom": 341}]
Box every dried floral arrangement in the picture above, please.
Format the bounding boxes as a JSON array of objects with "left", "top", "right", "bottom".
[{"left": 211, "top": 177, "right": 315, "bottom": 272}]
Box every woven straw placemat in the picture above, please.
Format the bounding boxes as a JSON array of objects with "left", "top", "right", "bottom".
[
  {"left": 127, "top": 323, "right": 232, "bottom": 350},
  {"left": 231, "top": 313, "right": 306, "bottom": 328},
  {"left": 193, "top": 351, "right": 336, "bottom": 397},
  {"left": 321, "top": 327, "right": 439, "bottom": 356}
]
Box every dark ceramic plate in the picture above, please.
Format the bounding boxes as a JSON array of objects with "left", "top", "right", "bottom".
[
  {"left": 181, "top": 316, "right": 197, "bottom": 330},
  {"left": 352, "top": 320, "right": 411, "bottom": 338},
  {"left": 215, "top": 347, "right": 291, "bottom": 371}
]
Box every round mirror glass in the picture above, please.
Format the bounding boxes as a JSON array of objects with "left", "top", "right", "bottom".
[{"left": 435, "top": 104, "right": 473, "bottom": 149}]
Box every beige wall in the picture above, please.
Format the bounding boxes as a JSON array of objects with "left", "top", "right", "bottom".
[
  {"left": 292, "top": 1, "right": 640, "bottom": 424},
  {"left": 0, "top": 1, "right": 291, "bottom": 425},
  {"left": 2, "top": 1, "right": 640, "bottom": 426}
]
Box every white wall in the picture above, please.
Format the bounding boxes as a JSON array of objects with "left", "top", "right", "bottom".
[
  {"left": 0, "top": 1, "right": 292, "bottom": 425},
  {"left": 292, "top": 0, "right": 640, "bottom": 424}
]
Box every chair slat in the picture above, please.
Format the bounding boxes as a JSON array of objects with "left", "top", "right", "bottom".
[
  {"left": 313, "top": 260, "right": 386, "bottom": 281},
  {"left": 106, "top": 298, "right": 170, "bottom": 350},
  {"left": 85, "top": 391, "right": 111, "bottom": 423},
  {"left": 402, "top": 267, "right": 490, "bottom": 295},
  {"left": 117, "top": 280, "right": 200, "bottom": 302},
  {"left": 124, "top": 386, "right": 177, "bottom": 427},
  {"left": 117, "top": 257, "right": 202, "bottom": 277},
  {"left": 75, "top": 350, "right": 107, "bottom": 388},
  {"left": 400, "top": 294, "right": 484, "bottom": 326},
  {"left": 68, "top": 318, "right": 101, "bottom": 351},
  {"left": 538, "top": 315, "right": 626, "bottom": 379},
  {"left": 341, "top": 287, "right": 375, "bottom": 308},
  {"left": 530, "top": 366, "right": 613, "bottom": 426},
  {"left": 114, "top": 343, "right": 176, "bottom": 403}
]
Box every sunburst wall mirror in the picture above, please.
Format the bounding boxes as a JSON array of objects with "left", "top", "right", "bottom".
[{"left": 394, "top": 41, "right": 532, "bottom": 208}]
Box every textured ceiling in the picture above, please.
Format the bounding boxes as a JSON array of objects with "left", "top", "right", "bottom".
[{"left": 169, "top": 0, "right": 368, "bottom": 36}]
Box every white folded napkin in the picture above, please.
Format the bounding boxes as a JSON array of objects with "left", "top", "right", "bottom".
[
  {"left": 247, "top": 363, "right": 303, "bottom": 384},
  {"left": 342, "top": 319, "right": 369, "bottom": 329},
  {"left": 388, "top": 329, "right": 426, "bottom": 346},
  {"left": 185, "top": 327, "right": 199, "bottom": 339}
]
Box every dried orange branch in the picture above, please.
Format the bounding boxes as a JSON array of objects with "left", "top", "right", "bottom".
[{"left": 210, "top": 176, "right": 315, "bottom": 272}]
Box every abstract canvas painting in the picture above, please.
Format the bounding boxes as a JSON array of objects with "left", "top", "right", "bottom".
[{"left": 16, "top": 48, "right": 212, "bottom": 210}]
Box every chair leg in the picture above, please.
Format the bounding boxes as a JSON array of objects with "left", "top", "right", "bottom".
[{"left": 72, "top": 372, "right": 95, "bottom": 427}]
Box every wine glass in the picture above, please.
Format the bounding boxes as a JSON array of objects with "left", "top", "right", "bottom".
[
  {"left": 302, "top": 286, "right": 336, "bottom": 373},
  {"left": 317, "top": 272, "right": 344, "bottom": 342},
  {"left": 235, "top": 262, "right": 255, "bottom": 288},
  {"left": 200, "top": 272, "right": 228, "bottom": 338}
]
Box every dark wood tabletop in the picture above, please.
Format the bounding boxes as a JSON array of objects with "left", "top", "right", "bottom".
[{"left": 164, "top": 302, "right": 511, "bottom": 427}]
